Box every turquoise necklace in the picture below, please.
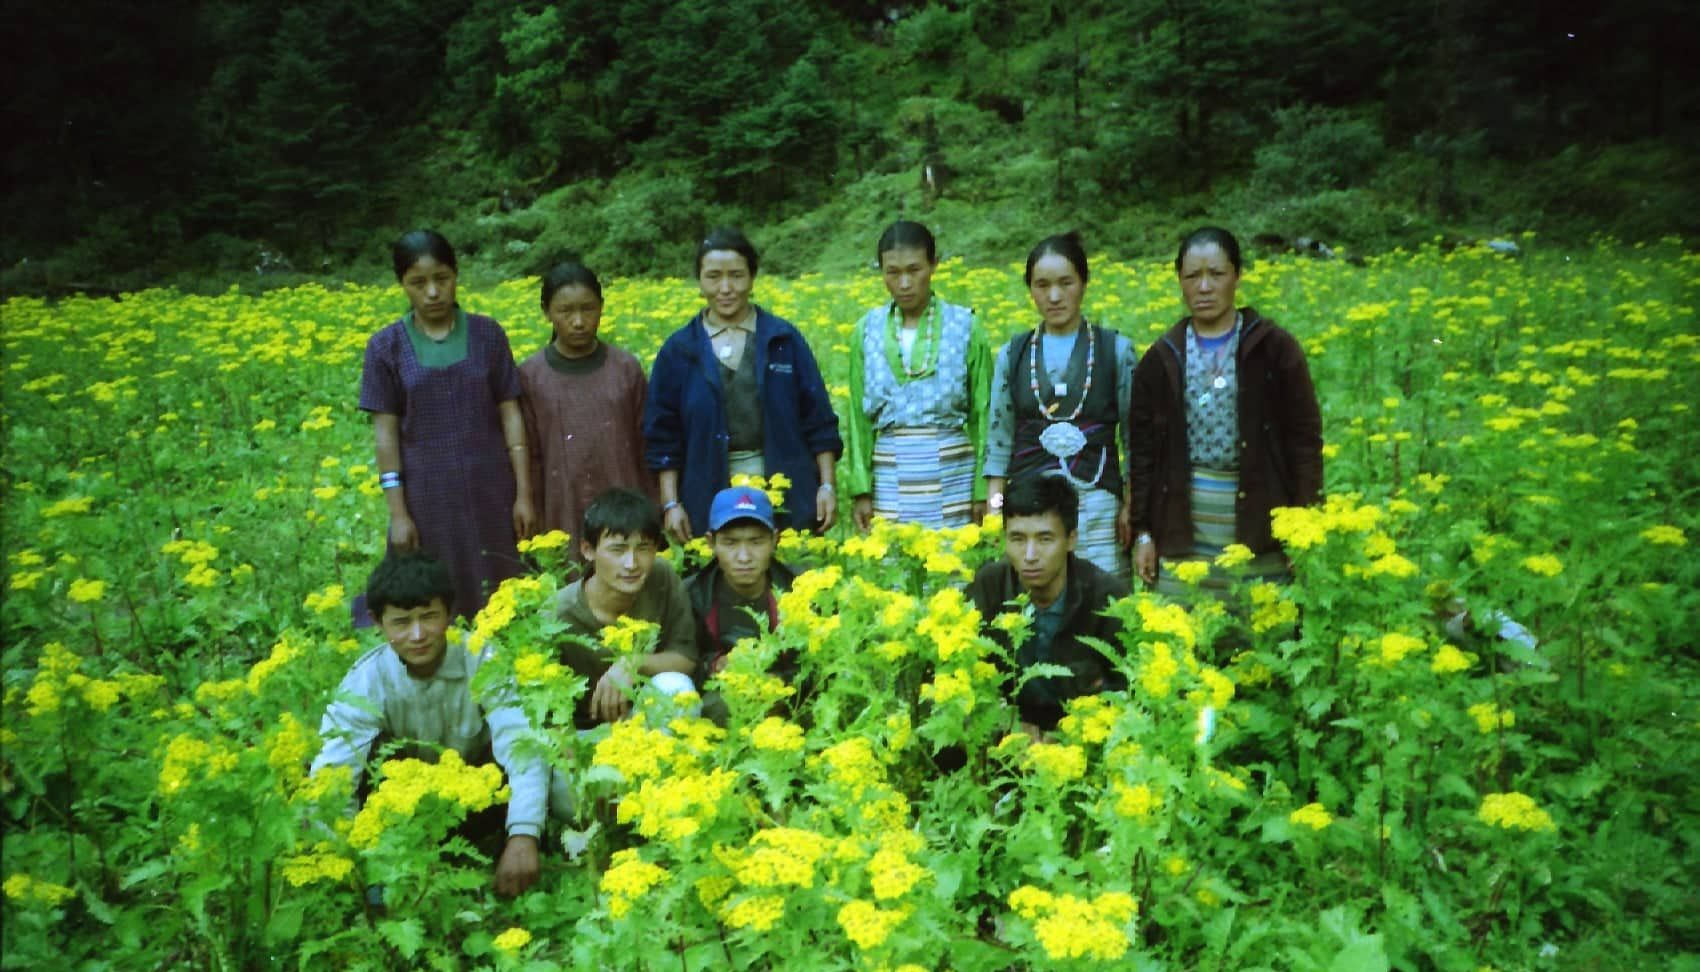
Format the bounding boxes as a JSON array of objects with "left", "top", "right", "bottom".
[{"left": 882, "top": 297, "right": 940, "bottom": 380}]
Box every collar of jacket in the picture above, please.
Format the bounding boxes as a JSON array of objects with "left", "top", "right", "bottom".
[
  {"left": 685, "top": 556, "right": 798, "bottom": 613},
  {"left": 687, "top": 305, "right": 778, "bottom": 391},
  {"left": 1155, "top": 306, "right": 1269, "bottom": 386}
]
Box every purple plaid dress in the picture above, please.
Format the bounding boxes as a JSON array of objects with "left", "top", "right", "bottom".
[{"left": 359, "top": 313, "right": 525, "bottom": 620}]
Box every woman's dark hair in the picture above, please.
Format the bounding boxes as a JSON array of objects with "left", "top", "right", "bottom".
[
  {"left": 696, "top": 227, "right": 759, "bottom": 278},
  {"left": 1003, "top": 474, "right": 1080, "bottom": 534},
  {"left": 392, "top": 229, "right": 457, "bottom": 281},
  {"left": 540, "top": 258, "right": 603, "bottom": 309},
  {"left": 1025, "top": 232, "right": 1089, "bottom": 286},
  {"left": 366, "top": 551, "right": 456, "bottom": 619},
  {"left": 877, "top": 220, "right": 937, "bottom": 265},
  {"left": 1175, "top": 226, "right": 1243, "bottom": 273},
  {"left": 581, "top": 487, "right": 665, "bottom": 549}
]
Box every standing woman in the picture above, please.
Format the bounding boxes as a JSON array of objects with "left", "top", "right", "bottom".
[
  {"left": 645, "top": 228, "right": 843, "bottom": 542},
  {"left": 985, "top": 232, "right": 1136, "bottom": 577},
  {"left": 1128, "top": 227, "right": 1323, "bottom": 596},
  {"left": 519, "top": 259, "right": 655, "bottom": 554},
  {"left": 359, "top": 230, "right": 536, "bottom": 621},
  {"left": 843, "top": 221, "right": 993, "bottom": 531}
]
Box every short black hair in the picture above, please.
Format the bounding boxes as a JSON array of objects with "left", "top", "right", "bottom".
[
  {"left": 1025, "top": 231, "right": 1089, "bottom": 286},
  {"left": 696, "top": 227, "right": 759, "bottom": 278},
  {"left": 1175, "top": 226, "right": 1243, "bottom": 273},
  {"left": 581, "top": 487, "right": 664, "bottom": 549},
  {"left": 540, "top": 257, "right": 603, "bottom": 308},
  {"left": 392, "top": 229, "right": 457, "bottom": 281},
  {"left": 366, "top": 551, "right": 456, "bottom": 619},
  {"left": 1003, "top": 474, "right": 1079, "bottom": 533},
  {"left": 877, "top": 220, "right": 937, "bottom": 265}
]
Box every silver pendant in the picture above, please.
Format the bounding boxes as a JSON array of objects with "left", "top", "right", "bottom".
[
  {"left": 1053, "top": 381, "right": 1068, "bottom": 397},
  {"left": 1212, "top": 375, "right": 1227, "bottom": 390},
  {"left": 1198, "top": 393, "right": 1212, "bottom": 407}
]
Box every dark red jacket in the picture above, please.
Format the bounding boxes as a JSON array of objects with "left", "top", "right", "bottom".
[{"left": 1127, "top": 308, "right": 1323, "bottom": 557}]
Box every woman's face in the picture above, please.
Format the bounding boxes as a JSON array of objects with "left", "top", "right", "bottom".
[
  {"left": 1028, "top": 252, "right": 1085, "bottom": 331},
  {"left": 698, "top": 250, "right": 753, "bottom": 325},
  {"left": 880, "top": 245, "right": 936, "bottom": 318},
  {"left": 1177, "top": 243, "right": 1240, "bottom": 330},
  {"left": 546, "top": 283, "right": 603, "bottom": 358},
  {"left": 400, "top": 256, "right": 457, "bottom": 328}
]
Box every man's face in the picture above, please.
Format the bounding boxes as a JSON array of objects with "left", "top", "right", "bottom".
[
  {"left": 1003, "top": 510, "right": 1075, "bottom": 598},
  {"left": 379, "top": 598, "right": 451, "bottom": 677},
  {"left": 711, "top": 522, "right": 776, "bottom": 595},
  {"left": 581, "top": 531, "right": 657, "bottom": 596}
]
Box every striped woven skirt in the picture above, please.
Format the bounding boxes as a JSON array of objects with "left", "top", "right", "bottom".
[
  {"left": 872, "top": 427, "right": 976, "bottom": 528},
  {"left": 1066, "top": 477, "right": 1128, "bottom": 580},
  {"left": 1155, "top": 465, "right": 1289, "bottom": 601}
]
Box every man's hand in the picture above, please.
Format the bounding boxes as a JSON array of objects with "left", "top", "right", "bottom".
[
  {"left": 816, "top": 485, "right": 838, "bottom": 533},
  {"left": 970, "top": 500, "right": 987, "bottom": 525},
  {"left": 494, "top": 834, "right": 540, "bottom": 897},
  {"left": 591, "top": 660, "right": 635, "bottom": 724},
  {"left": 512, "top": 494, "right": 538, "bottom": 541},
  {"left": 662, "top": 505, "right": 692, "bottom": 546}
]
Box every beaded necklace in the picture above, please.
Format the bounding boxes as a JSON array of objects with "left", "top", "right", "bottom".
[
  {"left": 1028, "top": 320, "right": 1095, "bottom": 421},
  {"left": 881, "top": 297, "right": 940, "bottom": 379}
]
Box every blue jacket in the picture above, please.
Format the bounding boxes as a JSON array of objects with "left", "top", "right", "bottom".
[{"left": 644, "top": 307, "right": 842, "bottom": 534}]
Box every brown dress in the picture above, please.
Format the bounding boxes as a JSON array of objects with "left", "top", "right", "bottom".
[{"left": 518, "top": 341, "right": 655, "bottom": 551}]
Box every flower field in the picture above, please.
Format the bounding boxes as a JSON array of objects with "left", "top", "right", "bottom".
[{"left": 3, "top": 239, "right": 1698, "bottom": 970}]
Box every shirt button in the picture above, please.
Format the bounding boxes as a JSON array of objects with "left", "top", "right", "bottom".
[{"left": 1237, "top": 491, "right": 1247, "bottom": 499}]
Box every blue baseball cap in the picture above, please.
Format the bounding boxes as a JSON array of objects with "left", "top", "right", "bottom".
[{"left": 707, "top": 486, "right": 775, "bottom": 532}]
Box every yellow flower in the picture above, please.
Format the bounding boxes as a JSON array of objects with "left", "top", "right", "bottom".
[
  {"left": 1248, "top": 582, "right": 1299, "bottom": 633},
  {"left": 41, "top": 496, "right": 94, "bottom": 517},
  {"left": 1467, "top": 702, "right": 1515, "bottom": 734},
  {"left": 67, "top": 578, "right": 106, "bottom": 603},
  {"left": 869, "top": 839, "right": 927, "bottom": 900},
  {"left": 3, "top": 874, "right": 77, "bottom": 907},
  {"left": 279, "top": 844, "right": 356, "bottom": 887},
  {"left": 1431, "top": 644, "right": 1473, "bottom": 674},
  {"left": 1023, "top": 742, "right": 1088, "bottom": 786},
  {"left": 1640, "top": 524, "right": 1687, "bottom": 546},
  {"left": 1369, "top": 632, "right": 1426, "bottom": 667},
  {"left": 1289, "top": 802, "right": 1333, "bottom": 830},
  {"left": 1138, "top": 640, "right": 1179, "bottom": 698},
  {"left": 1112, "top": 782, "right": 1162, "bottom": 821},
  {"left": 1477, "top": 792, "right": 1555, "bottom": 832},
  {"left": 1171, "top": 560, "right": 1210, "bottom": 586},
  {"left": 601, "top": 849, "right": 669, "bottom": 918},
  {"left": 10, "top": 570, "right": 44, "bottom": 591},
  {"left": 720, "top": 893, "right": 787, "bottom": 931},
  {"left": 517, "top": 529, "right": 570, "bottom": 553},
  {"left": 491, "top": 927, "right": 533, "bottom": 954},
  {"left": 1520, "top": 554, "right": 1564, "bottom": 577},
  {"left": 838, "top": 899, "right": 909, "bottom": 950},
  {"left": 746, "top": 716, "right": 805, "bottom": 753}
]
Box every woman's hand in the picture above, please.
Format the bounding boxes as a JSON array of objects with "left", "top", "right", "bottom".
[
  {"left": 816, "top": 485, "right": 838, "bottom": 533},
  {"left": 1134, "top": 538, "right": 1159, "bottom": 587},
  {"left": 663, "top": 504, "right": 692, "bottom": 546},
  {"left": 852, "top": 495, "right": 874, "bottom": 533},
  {"left": 388, "top": 512, "right": 420, "bottom": 551},
  {"left": 512, "top": 494, "right": 537, "bottom": 541},
  {"left": 970, "top": 501, "right": 987, "bottom": 525},
  {"left": 1115, "top": 499, "right": 1134, "bottom": 549}
]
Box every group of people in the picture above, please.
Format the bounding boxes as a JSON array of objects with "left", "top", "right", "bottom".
[{"left": 314, "top": 221, "right": 1324, "bottom": 895}]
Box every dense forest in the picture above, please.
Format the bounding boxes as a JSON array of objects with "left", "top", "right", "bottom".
[{"left": 5, "top": 0, "right": 1698, "bottom": 288}]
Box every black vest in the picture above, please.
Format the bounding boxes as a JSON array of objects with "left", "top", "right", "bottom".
[{"left": 1009, "top": 325, "right": 1122, "bottom": 493}]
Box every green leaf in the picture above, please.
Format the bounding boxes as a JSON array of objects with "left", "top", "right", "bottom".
[
  {"left": 379, "top": 918, "right": 426, "bottom": 959},
  {"left": 265, "top": 900, "right": 304, "bottom": 943}
]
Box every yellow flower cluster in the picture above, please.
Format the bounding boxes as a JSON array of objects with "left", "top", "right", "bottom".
[
  {"left": 517, "top": 529, "right": 571, "bottom": 553},
  {"left": 1477, "top": 792, "right": 1556, "bottom": 832},
  {"left": 512, "top": 650, "right": 565, "bottom": 686},
  {"left": 1134, "top": 595, "right": 1197, "bottom": 649},
  {"left": 24, "top": 642, "right": 152, "bottom": 717},
  {"left": 918, "top": 667, "right": 975, "bottom": 713},
  {"left": 3, "top": 873, "right": 77, "bottom": 907},
  {"left": 302, "top": 582, "right": 345, "bottom": 613},
  {"left": 279, "top": 843, "right": 355, "bottom": 887},
  {"left": 491, "top": 927, "right": 533, "bottom": 954},
  {"left": 1467, "top": 702, "right": 1515, "bottom": 734},
  {"left": 814, "top": 737, "right": 886, "bottom": 799},
  {"left": 1007, "top": 885, "right": 1138, "bottom": 961},
  {"left": 1289, "top": 803, "right": 1334, "bottom": 830},
  {"left": 265, "top": 711, "right": 313, "bottom": 787},
  {"left": 600, "top": 849, "right": 669, "bottom": 918},
  {"left": 713, "top": 670, "right": 796, "bottom": 711},
  {"left": 618, "top": 768, "right": 739, "bottom": 843},
  {"left": 1138, "top": 640, "right": 1179, "bottom": 699},
  {"left": 598, "top": 614, "right": 659, "bottom": 656},
  {"left": 1023, "top": 742, "right": 1088, "bottom": 786},
  {"left": 720, "top": 893, "right": 788, "bottom": 931},
  {"left": 348, "top": 750, "right": 509, "bottom": 849},
  {"left": 1639, "top": 524, "right": 1687, "bottom": 546},
  {"left": 162, "top": 538, "right": 222, "bottom": 588},
  {"left": 717, "top": 827, "right": 835, "bottom": 889},
  {"left": 1248, "top": 582, "right": 1299, "bottom": 633},
  {"left": 1111, "top": 782, "right": 1162, "bottom": 821},
  {"left": 158, "top": 733, "right": 240, "bottom": 796},
  {"left": 1171, "top": 560, "right": 1211, "bottom": 585},
  {"left": 838, "top": 899, "right": 910, "bottom": 950},
  {"left": 1057, "top": 694, "right": 1118, "bottom": 745},
  {"left": 1270, "top": 495, "right": 1384, "bottom": 551},
  {"left": 67, "top": 577, "right": 106, "bottom": 603},
  {"left": 248, "top": 635, "right": 303, "bottom": 694},
  {"left": 868, "top": 833, "right": 928, "bottom": 900},
  {"left": 474, "top": 574, "right": 547, "bottom": 648},
  {"left": 1431, "top": 644, "right": 1473, "bottom": 674},
  {"left": 745, "top": 716, "right": 806, "bottom": 752},
  {"left": 1368, "top": 632, "right": 1427, "bottom": 668},
  {"left": 1520, "top": 553, "right": 1564, "bottom": 577}
]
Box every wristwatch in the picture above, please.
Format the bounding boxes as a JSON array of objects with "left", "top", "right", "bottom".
[{"left": 1135, "top": 532, "right": 1153, "bottom": 546}]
